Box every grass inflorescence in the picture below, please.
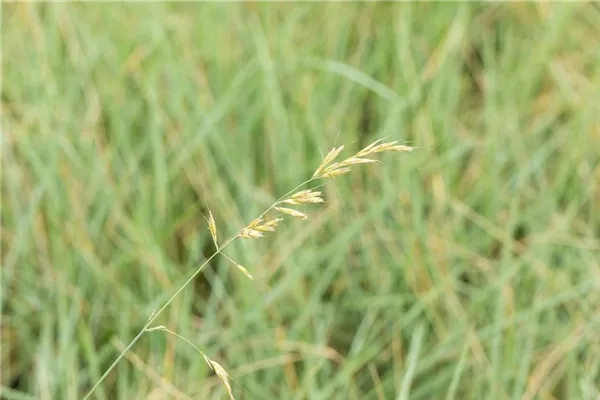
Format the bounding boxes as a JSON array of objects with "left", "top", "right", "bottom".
[
  {"left": 83, "top": 140, "right": 413, "bottom": 400},
  {"left": 4, "top": 4, "right": 600, "bottom": 399}
]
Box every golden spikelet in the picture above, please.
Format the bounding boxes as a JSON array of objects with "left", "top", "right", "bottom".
[
  {"left": 207, "top": 359, "right": 235, "bottom": 400},
  {"left": 321, "top": 162, "right": 340, "bottom": 174},
  {"left": 282, "top": 199, "right": 302, "bottom": 205},
  {"left": 234, "top": 262, "right": 254, "bottom": 280},
  {"left": 238, "top": 229, "right": 264, "bottom": 239},
  {"left": 290, "top": 189, "right": 315, "bottom": 199},
  {"left": 357, "top": 140, "right": 413, "bottom": 157},
  {"left": 206, "top": 210, "right": 218, "bottom": 247},
  {"left": 320, "top": 167, "right": 352, "bottom": 179},
  {"left": 284, "top": 189, "right": 324, "bottom": 205},
  {"left": 223, "top": 254, "right": 255, "bottom": 281},
  {"left": 282, "top": 197, "right": 323, "bottom": 205},
  {"left": 275, "top": 207, "right": 309, "bottom": 220},
  {"left": 255, "top": 217, "right": 283, "bottom": 232},
  {"left": 339, "top": 157, "right": 377, "bottom": 166},
  {"left": 247, "top": 218, "right": 263, "bottom": 229},
  {"left": 356, "top": 139, "right": 384, "bottom": 157},
  {"left": 323, "top": 145, "right": 344, "bottom": 166},
  {"left": 313, "top": 145, "right": 344, "bottom": 178},
  {"left": 388, "top": 144, "right": 413, "bottom": 152}
]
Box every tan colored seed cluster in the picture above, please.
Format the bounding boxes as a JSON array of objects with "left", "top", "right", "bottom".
[
  {"left": 313, "top": 139, "right": 412, "bottom": 180},
  {"left": 222, "top": 254, "right": 255, "bottom": 281},
  {"left": 238, "top": 217, "right": 283, "bottom": 239},
  {"left": 207, "top": 359, "right": 234, "bottom": 400},
  {"left": 312, "top": 145, "right": 345, "bottom": 178},
  {"left": 282, "top": 189, "right": 324, "bottom": 205},
  {"left": 207, "top": 210, "right": 218, "bottom": 247},
  {"left": 275, "top": 206, "right": 309, "bottom": 220},
  {"left": 356, "top": 139, "right": 413, "bottom": 157},
  {"left": 238, "top": 229, "right": 263, "bottom": 239},
  {"left": 235, "top": 139, "right": 412, "bottom": 243},
  {"left": 226, "top": 139, "right": 413, "bottom": 284},
  {"left": 233, "top": 263, "right": 254, "bottom": 280}
]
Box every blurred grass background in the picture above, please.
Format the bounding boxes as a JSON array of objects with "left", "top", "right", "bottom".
[{"left": 2, "top": 2, "right": 600, "bottom": 400}]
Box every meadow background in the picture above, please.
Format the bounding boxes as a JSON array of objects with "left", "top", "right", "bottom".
[{"left": 2, "top": 3, "right": 600, "bottom": 400}]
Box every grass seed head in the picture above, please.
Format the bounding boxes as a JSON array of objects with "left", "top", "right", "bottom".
[
  {"left": 275, "top": 207, "right": 309, "bottom": 220},
  {"left": 388, "top": 144, "right": 413, "bottom": 152},
  {"left": 207, "top": 210, "right": 218, "bottom": 247},
  {"left": 298, "top": 196, "right": 324, "bottom": 204},
  {"left": 238, "top": 229, "right": 264, "bottom": 239},
  {"left": 255, "top": 217, "right": 283, "bottom": 232},
  {"left": 234, "top": 262, "right": 254, "bottom": 280},
  {"left": 356, "top": 139, "right": 384, "bottom": 157},
  {"left": 320, "top": 167, "right": 352, "bottom": 179},
  {"left": 290, "top": 189, "right": 315, "bottom": 199},
  {"left": 282, "top": 199, "right": 301, "bottom": 205},
  {"left": 285, "top": 189, "right": 324, "bottom": 204},
  {"left": 207, "top": 359, "right": 234, "bottom": 400},
  {"left": 340, "top": 157, "right": 378, "bottom": 166},
  {"left": 321, "top": 162, "right": 340, "bottom": 174},
  {"left": 357, "top": 140, "right": 413, "bottom": 157},
  {"left": 313, "top": 145, "right": 344, "bottom": 178},
  {"left": 247, "top": 218, "right": 263, "bottom": 229}
]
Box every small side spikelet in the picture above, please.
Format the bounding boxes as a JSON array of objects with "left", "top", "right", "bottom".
[
  {"left": 238, "top": 229, "right": 264, "bottom": 239},
  {"left": 207, "top": 359, "right": 235, "bottom": 400},
  {"left": 275, "top": 207, "right": 309, "bottom": 220},
  {"left": 357, "top": 140, "right": 413, "bottom": 157},
  {"left": 238, "top": 217, "right": 283, "bottom": 238},
  {"left": 313, "top": 145, "right": 344, "bottom": 178},
  {"left": 230, "top": 259, "right": 254, "bottom": 280},
  {"left": 339, "top": 157, "right": 377, "bottom": 166},
  {"left": 255, "top": 218, "right": 283, "bottom": 232},
  {"left": 356, "top": 139, "right": 384, "bottom": 157},
  {"left": 235, "top": 264, "right": 254, "bottom": 280},
  {"left": 207, "top": 210, "right": 218, "bottom": 248},
  {"left": 247, "top": 218, "right": 263, "bottom": 229},
  {"left": 283, "top": 189, "right": 324, "bottom": 205},
  {"left": 320, "top": 167, "right": 352, "bottom": 179}
]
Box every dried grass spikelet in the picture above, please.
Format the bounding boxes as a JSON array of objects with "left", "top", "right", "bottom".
[
  {"left": 311, "top": 140, "right": 412, "bottom": 179},
  {"left": 283, "top": 189, "right": 324, "bottom": 205},
  {"left": 320, "top": 167, "right": 352, "bottom": 179},
  {"left": 238, "top": 217, "right": 284, "bottom": 238},
  {"left": 224, "top": 255, "right": 255, "bottom": 280},
  {"left": 255, "top": 217, "right": 283, "bottom": 232},
  {"left": 247, "top": 218, "right": 263, "bottom": 229},
  {"left": 207, "top": 210, "right": 218, "bottom": 247},
  {"left": 206, "top": 358, "right": 235, "bottom": 400},
  {"left": 238, "top": 229, "right": 264, "bottom": 239},
  {"left": 313, "top": 145, "right": 344, "bottom": 178},
  {"left": 357, "top": 139, "right": 413, "bottom": 157},
  {"left": 275, "top": 207, "right": 309, "bottom": 220},
  {"left": 234, "top": 263, "right": 254, "bottom": 280},
  {"left": 339, "top": 157, "right": 378, "bottom": 167}
]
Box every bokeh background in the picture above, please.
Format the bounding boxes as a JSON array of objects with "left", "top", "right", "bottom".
[{"left": 3, "top": 3, "right": 600, "bottom": 400}]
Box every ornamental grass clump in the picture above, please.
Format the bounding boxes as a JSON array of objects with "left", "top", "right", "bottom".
[{"left": 83, "top": 139, "right": 413, "bottom": 400}]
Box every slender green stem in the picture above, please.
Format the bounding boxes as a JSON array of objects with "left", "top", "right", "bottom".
[
  {"left": 83, "top": 250, "right": 221, "bottom": 399},
  {"left": 146, "top": 326, "right": 210, "bottom": 361},
  {"left": 83, "top": 178, "right": 316, "bottom": 399},
  {"left": 82, "top": 327, "right": 146, "bottom": 400}
]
